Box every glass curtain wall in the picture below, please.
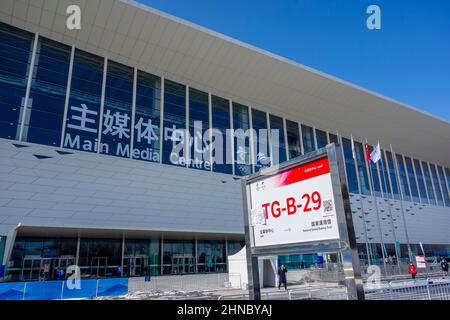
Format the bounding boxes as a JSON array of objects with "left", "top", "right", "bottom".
[
  {"left": 211, "top": 95, "right": 232, "bottom": 174},
  {"left": 252, "top": 108, "right": 270, "bottom": 171},
  {"left": 188, "top": 88, "right": 210, "bottom": 171},
  {"left": 63, "top": 49, "right": 104, "bottom": 152},
  {"left": 133, "top": 70, "right": 161, "bottom": 163},
  {"left": 315, "top": 128, "right": 328, "bottom": 149},
  {"left": 301, "top": 124, "right": 315, "bottom": 153},
  {"left": 286, "top": 120, "right": 301, "bottom": 159},
  {"left": 162, "top": 79, "right": 186, "bottom": 166},
  {"left": 269, "top": 114, "right": 286, "bottom": 165},
  {"left": 24, "top": 37, "right": 71, "bottom": 146},
  {"left": 100, "top": 60, "right": 133, "bottom": 158},
  {"left": 422, "top": 162, "right": 437, "bottom": 205},
  {"left": 233, "top": 102, "right": 252, "bottom": 176},
  {"left": 0, "top": 23, "right": 34, "bottom": 140}
]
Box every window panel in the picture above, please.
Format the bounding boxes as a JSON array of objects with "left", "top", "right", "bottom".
[
  {"left": 437, "top": 166, "right": 450, "bottom": 207},
  {"left": 355, "top": 141, "right": 370, "bottom": 195},
  {"left": 269, "top": 114, "right": 286, "bottom": 165},
  {"left": 329, "top": 133, "right": 339, "bottom": 145},
  {"left": 315, "top": 129, "right": 328, "bottom": 149},
  {"left": 252, "top": 108, "right": 270, "bottom": 171},
  {"left": 396, "top": 154, "right": 411, "bottom": 201},
  {"left": 430, "top": 164, "right": 444, "bottom": 206},
  {"left": 197, "top": 240, "right": 226, "bottom": 273},
  {"left": 301, "top": 124, "right": 315, "bottom": 153},
  {"left": 233, "top": 102, "right": 252, "bottom": 176},
  {"left": 162, "top": 79, "right": 186, "bottom": 166},
  {"left": 404, "top": 157, "right": 420, "bottom": 203},
  {"left": 413, "top": 159, "right": 428, "bottom": 203},
  {"left": 124, "top": 239, "right": 160, "bottom": 276},
  {"left": 341, "top": 137, "right": 359, "bottom": 193},
  {"left": 0, "top": 23, "right": 34, "bottom": 140},
  {"left": 211, "top": 95, "right": 232, "bottom": 174},
  {"left": 286, "top": 120, "right": 301, "bottom": 159},
  {"left": 63, "top": 49, "right": 104, "bottom": 152},
  {"left": 422, "top": 162, "right": 436, "bottom": 205},
  {"left": 23, "top": 37, "right": 71, "bottom": 146},
  {"left": 162, "top": 239, "right": 195, "bottom": 275},
  {"left": 100, "top": 60, "right": 133, "bottom": 158},
  {"left": 133, "top": 70, "right": 161, "bottom": 163},
  {"left": 378, "top": 150, "right": 392, "bottom": 196},
  {"left": 188, "top": 88, "right": 210, "bottom": 171},
  {"left": 385, "top": 151, "right": 400, "bottom": 200}
]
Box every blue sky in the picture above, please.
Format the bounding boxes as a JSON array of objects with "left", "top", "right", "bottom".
[{"left": 138, "top": 0, "right": 450, "bottom": 121}]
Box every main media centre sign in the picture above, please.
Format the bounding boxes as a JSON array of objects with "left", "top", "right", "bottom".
[{"left": 249, "top": 156, "right": 340, "bottom": 248}]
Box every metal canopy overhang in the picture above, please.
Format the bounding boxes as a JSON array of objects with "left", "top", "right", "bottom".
[{"left": 1, "top": 0, "right": 449, "bottom": 166}]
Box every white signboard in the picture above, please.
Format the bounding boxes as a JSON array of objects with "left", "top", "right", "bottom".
[
  {"left": 416, "top": 255, "right": 426, "bottom": 269},
  {"left": 249, "top": 156, "right": 340, "bottom": 247}
]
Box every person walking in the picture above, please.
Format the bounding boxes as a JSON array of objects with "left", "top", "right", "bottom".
[
  {"left": 440, "top": 258, "right": 449, "bottom": 278},
  {"left": 278, "top": 264, "right": 288, "bottom": 290},
  {"left": 408, "top": 263, "right": 417, "bottom": 280}
]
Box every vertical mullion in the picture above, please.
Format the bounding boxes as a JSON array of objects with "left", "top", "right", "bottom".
[
  {"left": 298, "top": 122, "right": 304, "bottom": 155},
  {"left": 159, "top": 77, "right": 164, "bottom": 164},
  {"left": 266, "top": 112, "right": 272, "bottom": 167},
  {"left": 96, "top": 57, "right": 108, "bottom": 154},
  {"left": 248, "top": 105, "right": 255, "bottom": 174},
  {"left": 19, "top": 32, "right": 39, "bottom": 142},
  {"left": 60, "top": 45, "right": 75, "bottom": 148},
  {"left": 283, "top": 117, "right": 289, "bottom": 160},
  {"left": 312, "top": 126, "right": 318, "bottom": 150},
  {"left": 130, "top": 67, "right": 137, "bottom": 159},
  {"left": 229, "top": 100, "right": 235, "bottom": 176},
  {"left": 208, "top": 93, "right": 213, "bottom": 172},
  {"left": 185, "top": 85, "right": 189, "bottom": 168}
]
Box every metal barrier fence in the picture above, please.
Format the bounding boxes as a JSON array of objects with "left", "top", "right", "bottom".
[
  {"left": 365, "top": 278, "right": 450, "bottom": 300},
  {"left": 0, "top": 278, "right": 128, "bottom": 300},
  {"left": 128, "top": 273, "right": 230, "bottom": 294},
  {"left": 217, "top": 285, "right": 348, "bottom": 300},
  {"left": 288, "top": 285, "right": 348, "bottom": 300}
]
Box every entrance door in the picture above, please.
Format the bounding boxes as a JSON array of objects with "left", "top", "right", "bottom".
[
  {"left": 20, "top": 256, "right": 41, "bottom": 281},
  {"left": 123, "top": 256, "right": 148, "bottom": 277}
]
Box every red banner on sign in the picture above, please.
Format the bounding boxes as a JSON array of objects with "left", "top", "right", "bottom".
[{"left": 276, "top": 157, "right": 330, "bottom": 188}]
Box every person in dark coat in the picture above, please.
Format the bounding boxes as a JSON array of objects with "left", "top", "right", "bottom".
[
  {"left": 278, "top": 264, "right": 288, "bottom": 290},
  {"left": 441, "top": 258, "right": 449, "bottom": 277}
]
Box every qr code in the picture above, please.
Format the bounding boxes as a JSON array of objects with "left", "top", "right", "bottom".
[{"left": 323, "top": 200, "right": 333, "bottom": 212}]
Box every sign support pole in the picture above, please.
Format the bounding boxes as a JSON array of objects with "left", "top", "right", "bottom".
[
  {"left": 329, "top": 145, "right": 365, "bottom": 300},
  {"left": 242, "top": 181, "right": 261, "bottom": 300}
]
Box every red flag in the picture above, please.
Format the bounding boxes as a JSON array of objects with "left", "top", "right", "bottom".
[{"left": 365, "top": 143, "right": 371, "bottom": 163}]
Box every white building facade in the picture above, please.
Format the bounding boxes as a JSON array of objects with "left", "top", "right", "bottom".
[{"left": 0, "top": 0, "right": 449, "bottom": 281}]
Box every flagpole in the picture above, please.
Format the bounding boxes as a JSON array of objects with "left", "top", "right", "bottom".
[
  {"left": 379, "top": 147, "right": 401, "bottom": 274},
  {"left": 390, "top": 144, "right": 413, "bottom": 264},
  {"left": 365, "top": 140, "right": 387, "bottom": 274},
  {"left": 351, "top": 136, "right": 372, "bottom": 266}
]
